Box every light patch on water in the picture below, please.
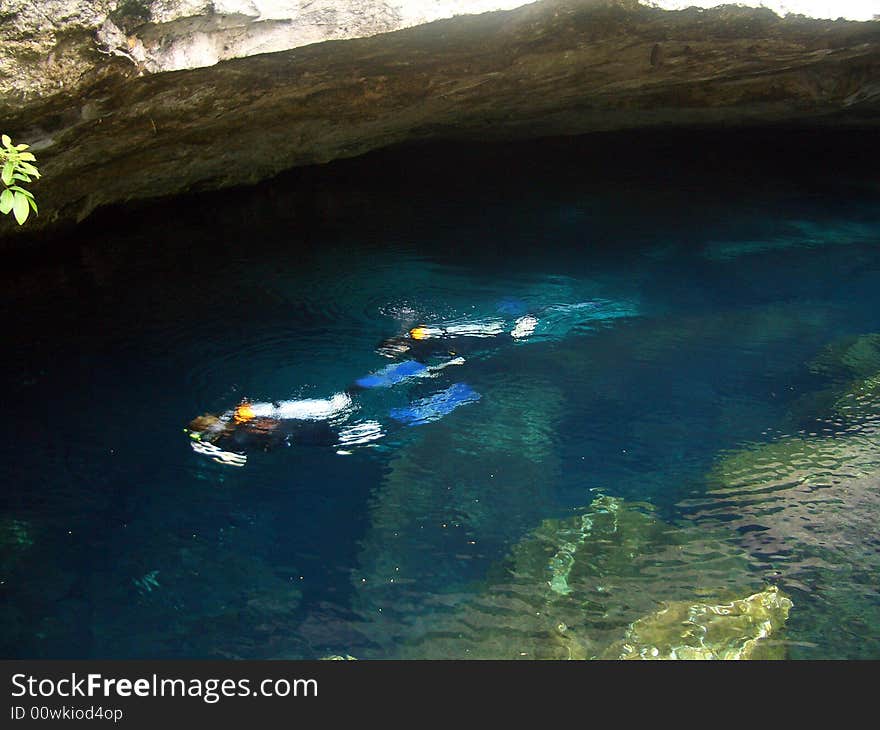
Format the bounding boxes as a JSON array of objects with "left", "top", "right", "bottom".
[
  {"left": 524, "top": 299, "right": 641, "bottom": 341},
  {"left": 378, "top": 302, "right": 422, "bottom": 322},
  {"left": 336, "top": 420, "right": 386, "bottom": 452},
  {"left": 511, "top": 315, "right": 539, "bottom": 339},
  {"left": 190, "top": 440, "right": 248, "bottom": 467}
]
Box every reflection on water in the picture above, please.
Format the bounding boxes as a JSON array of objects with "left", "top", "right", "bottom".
[{"left": 2, "top": 131, "right": 880, "bottom": 658}]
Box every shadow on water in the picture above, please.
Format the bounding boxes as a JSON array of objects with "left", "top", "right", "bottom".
[{"left": 1, "top": 127, "right": 879, "bottom": 658}]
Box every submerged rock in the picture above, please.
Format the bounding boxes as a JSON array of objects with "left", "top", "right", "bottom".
[
  {"left": 808, "top": 333, "right": 880, "bottom": 380},
  {"left": 385, "top": 494, "right": 769, "bottom": 659},
  {"left": 602, "top": 586, "right": 792, "bottom": 660},
  {"left": 694, "top": 348, "right": 880, "bottom": 557},
  {"left": 693, "top": 428, "right": 880, "bottom": 565},
  {"left": 684, "top": 353, "right": 880, "bottom": 656},
  {"left": 347, "top": 371, "right": 566, "bottom": 654},
  {"left": 90, "top": 521, "right": 306, "bottom": 658}
]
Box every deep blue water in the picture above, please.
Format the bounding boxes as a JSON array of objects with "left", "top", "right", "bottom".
[{"left": 2, "top": 129, "right": 879, "bottom": 659}]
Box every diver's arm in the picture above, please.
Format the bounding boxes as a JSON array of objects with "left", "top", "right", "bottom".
[{"left": 426, "top": 356, "right": 466, "bottom": 372}]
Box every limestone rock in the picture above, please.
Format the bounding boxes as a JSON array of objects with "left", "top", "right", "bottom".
[
  {"left": 1, "top": 0, "right": 878, "bottom": 238},
  {"left": 0, "top": 1, "right": 525, "bottom": 100},
  {"left": 602, "top": 586, "right": 793, "bottom": 660}
]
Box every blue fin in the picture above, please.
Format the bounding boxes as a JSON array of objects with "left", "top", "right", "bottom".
[
  {"left": 356, "top": 360, "right": 429, "bottom": 389},
  {"left": 390, "top": 383, "right": 481, "bottom": 426}
]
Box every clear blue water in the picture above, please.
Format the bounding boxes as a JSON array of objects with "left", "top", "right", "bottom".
[{"left": 2, "top": 130, "right": 879, "bottom": 659}]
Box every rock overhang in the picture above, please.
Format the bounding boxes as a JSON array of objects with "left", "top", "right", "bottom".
[{"left": 0, "top": 0, "right": 878, "bottom": 239}]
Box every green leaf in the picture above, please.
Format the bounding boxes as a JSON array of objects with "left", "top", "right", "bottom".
[
  {"left": 13, "top": 190, "right": 29, "bottom": 224},
  {"left": 1, "top": 161, "right": 13, "bottom": 186},
  {"left": 1, "top": 134, "right": 10, "bottom": 148},
  {"left": 8, "top": 185, "right": 33, "bottom": 198},
  {"left": 18, "top": 152, "right": 36, "bottom": 162},
  {"left": 0, "top": 188, "right": 13, "bottom": 214},
  {"left": 12, "top": 173, "right": 31, "bottom": 182},
  {"left": 27, "top": 196, "right": 37, "bottom": 214},
  {"left": 15, "top": 143, "right": 29, "bottom": 151},
  {"left": 18, "top": 162, "right": 39, "bottom": 176}
]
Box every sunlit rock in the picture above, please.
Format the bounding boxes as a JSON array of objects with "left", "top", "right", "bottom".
[
  {"left": 830, "top": 370, "right": 880, "bottom": 421},
  {"left": 0, "top": 0, "right": 530, "bottom": 100},
  {"left": 602, "top": 586, "right": 792, "bottom": 659}
]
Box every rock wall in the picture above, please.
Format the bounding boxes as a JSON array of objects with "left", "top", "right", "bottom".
[
  {"left": 0, "top": 1, "right": 530, "bottom": 101},
  {"left": 1, "top": 0, "right": 878, "bottom": 237}
]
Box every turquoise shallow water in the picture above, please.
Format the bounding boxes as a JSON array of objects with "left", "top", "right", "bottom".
[{"left": 1, "top": 129, "right": 879, "bottom": 659}]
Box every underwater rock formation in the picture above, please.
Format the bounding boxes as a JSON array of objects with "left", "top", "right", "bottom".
[
  {"left": 684, "top": 350, "right": 880, "bottom": 656},
  {"left": 87, "top": 516, "right": 306, "bottom": 658},
  {"left": 1, "top": 0, "right": 878, "bottom": 237},
  {"left": 601, "top": 586, "right": 792, "bottom": 659},
  {"left": 808, "top": 333, "right": 880, "bottom": 381},
  {"left": 379, "top": 495, "right": 778, "bottom": 659},
  {"left": 690, "top": 355, "right": 880, "bottom": 565},
  {"left": 692, "top": 428, "right": 880, "bottom": 570},
  {"left": 348, "top": 371, "right": 565, "bottom": 647}
]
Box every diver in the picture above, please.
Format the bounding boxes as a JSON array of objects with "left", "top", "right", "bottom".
[
  {"left": 186, "top": 357, "right": 473, "bottom": 467},
  {"left": 186, "top": 299, "right": 630, "bottom": 467},
  {"left": 376, "top": 297, "right": 637, "bottom": 361},
  {"left": 376, "top": 315, "right": 539, "bottom": 360},
  {"left": 186, "top": 392, "right": 362, "bottom": 466}
]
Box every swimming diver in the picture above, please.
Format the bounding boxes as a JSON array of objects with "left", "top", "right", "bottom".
[
  {"left": 185, "top": 301, "right": 624, "bottom": 467},
  {"left": 376, "top": 314, "right": 539, "bottom": 360},
  {"left": 185, "top": 356, "right": 472, "bottom": 466}
]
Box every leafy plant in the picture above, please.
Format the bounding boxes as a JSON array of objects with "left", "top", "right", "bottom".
[{"left": 0, "top": 134, "right": 40, "bottom": 225}]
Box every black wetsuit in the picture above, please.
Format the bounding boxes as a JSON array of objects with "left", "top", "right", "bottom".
[{"left": 221, "top": 418, "right": 339, "bottom": 451}]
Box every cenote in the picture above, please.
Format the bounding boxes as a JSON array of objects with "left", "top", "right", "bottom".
[{"left": 1, "top": 127, "right": 879, "bottom": 660}]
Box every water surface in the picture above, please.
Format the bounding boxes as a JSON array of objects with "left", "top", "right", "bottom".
[{"left": 2, "top": 129, "right": 879, "bottom": 659}]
